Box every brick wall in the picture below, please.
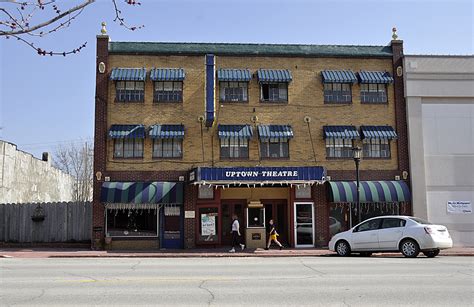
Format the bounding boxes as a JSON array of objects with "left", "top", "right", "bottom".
[{"left": 105, "top": 54, "right": 399, "bottom": 173}]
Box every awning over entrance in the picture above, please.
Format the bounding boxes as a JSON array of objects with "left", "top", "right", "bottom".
[
  {"left": 189, "top": 166, "right": 326, "bottom": 186},
  {"left": 328, "top": 181, "right": 410, "bottom": 203},
  {"left": 101, "top": 182, "right": 184, "bottom": 209}
]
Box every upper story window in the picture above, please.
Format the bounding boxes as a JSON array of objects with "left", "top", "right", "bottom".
[
  {"left": 258, "top": 125, "right": 293, "bottom": 159},
  {"left": 149, "top": 124, "right": 185, "bottom": 159},
  {"left": 153, "top": 139, "right": 182, "bottom": 158},
  {"left": 321, "top": 70, "right": 357, "bottom": 104},
  {"left": 217, "top": 69, "right": 252, "bottom": 103},
  {"left": 260, "top": 139, "right": 289, "bottom": 158},
  {"left": 323, "top": 126, "right": 360, "bottom": 159},
  {"left": 219, "top": 82, "right": 248, "bottom": 102},
  {"left": 114, "top": 138, "right": 144, "bottom": 158},
  {"left": 150, "top": 68, "right": 186, "bottom": 103},
  {"left": 110, "top": 68, "right": 147, "bottom": 103},
  {"left": 115, "top": 81, "right": 145, "bottom": 102},
  {"left": 358, "top": 71, "right": 393, "bottom": 104},
  {"left": 220, "top": 138, "right": 249, "bottom": 159},
  {"left": 154, "top": 81, "right": 183, "bottom": 102},
  {"left": 360, "top": 83, "right": 387, "bottom": 104},
  {"left": 257, "top": 69, "right": 292, "bottom": 103},
  {"left": 261, "top": 83, "right": 288, "bottom": 102},
  {"left": 324, "top": 83, "right": 352, "bottom": 103},
  {"left": 109, "top": 124, "right": 145, "bottom": 159},
  {"left": 218, "top": 125, "right": 253, "bottom": 160},
  {"left": 360, "top": 125, "right": 397, "bottom": 159},
  {"left": 326, "top": 138, "right": 353, "bottom": 158},
  {"left": 363, "top": 138, "right": 390, "bottom": 158}
]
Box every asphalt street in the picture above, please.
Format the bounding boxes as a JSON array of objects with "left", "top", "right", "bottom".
[{"left": 1, "top": 256, "right": 472, "bottom": 306}]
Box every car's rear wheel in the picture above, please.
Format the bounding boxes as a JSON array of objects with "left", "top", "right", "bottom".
[
  {"left": 360, "top": 252, "right": 372, "bottom": 257},
  {"left": 423, "top": 249, "right": 440, "bottom": 258},
  {"left": 335, "top": 240, "right": 351, "bottom": 257},
  {"left": 400, "top": 239, "right": 420, "bottom": 258}
]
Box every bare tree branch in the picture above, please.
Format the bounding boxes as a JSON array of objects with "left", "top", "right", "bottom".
[{"left": 0, "top": 0, "right": 94, "bottom": 36}]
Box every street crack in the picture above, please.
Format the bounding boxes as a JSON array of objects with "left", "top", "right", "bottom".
[
  {"left": 199, "top": 280, "right": 215, "bottom": 306},
  {"left": 298, "top": 259, "right": 326, "bottom": 276}
]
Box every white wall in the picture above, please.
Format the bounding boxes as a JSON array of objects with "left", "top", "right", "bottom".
[
  {"left": 0, "top": 140, "right": 75, "bottom": 204},
  {"left": 405, "top": 56, "right": 474, "bottom": 247}
]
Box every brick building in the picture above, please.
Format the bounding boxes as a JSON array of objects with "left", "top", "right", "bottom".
[{"left": 93, "top": 27, "right": 411, "bottom": 250}]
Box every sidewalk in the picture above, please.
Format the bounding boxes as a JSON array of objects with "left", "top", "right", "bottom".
[{"left": 1, "top": 247, "right": 473, "bottom": 258}]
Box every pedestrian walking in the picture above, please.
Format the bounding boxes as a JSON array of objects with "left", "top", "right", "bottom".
[
  {"left": 265, "top": 219, "right": 283, "bottom": 250},
  {"left": 229, "top": 214, "right": 245, "bottom": 253}
]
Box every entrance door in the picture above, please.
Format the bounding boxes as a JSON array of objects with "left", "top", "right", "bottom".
[
  {"left": 221, "top": 201, "right": 245, "bottom": 246},
  {"left": 263, "top": 200, "right": 289, "bottom": 246},
  {"left": 294, "top": 202, "right": 315, "bottom": 247}
]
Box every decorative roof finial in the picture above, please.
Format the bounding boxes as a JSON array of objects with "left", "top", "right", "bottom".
[
  {"left": 101, "top": 22, "right": 107, "bottom": 35},
  {"left": 392, "top": 27, "right": 398, "bottom": 40}
]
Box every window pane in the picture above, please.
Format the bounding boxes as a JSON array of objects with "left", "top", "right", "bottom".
[
  {"left": 260, "top": 141, "right": 268, "bottom": 157},
  {"left": 163, "top": 82, "right": 173, "bottom": 91},
  {"left": 333, "top": 83, "right": 342, "bottom": 91},
  {"left": 125, "top": 81, "right": 135, "bottom": 90},
  {"left": 134, "top": 139, "right": 143, "bottom": 157},
  {"left": 174, "top": 82, "right": 182, "bottom": 90},
  {"left": 123, "top": 139, "right": 134, "bottom": 158},
  {"left": 135, "top": 82, "right": 144, "bottom": 90},
  {"left": 116, "top": 81, "right": 125, "bottom": 90},
  {"left": 114, "top": 140, "right": 123, "bottom": 157},
  {"left": 174, "top": 140, "right": 182, "bottom": 157},
  {"left": 153, "top": 139, "right": 162, "bottom": 157},
  {"left": 155, "top": 82, "right": 164, "bottom": 91}
]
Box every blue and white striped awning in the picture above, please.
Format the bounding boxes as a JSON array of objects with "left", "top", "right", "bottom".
[
  {"left": 150, "top": 68, "right": 185, "bottom": 81},
  {"left": 257, "top": 69, "right": 292, "bottom": 83},
  {"left": 321, "top": 70, "right": 357, "bottom": 83},
  {"left": 217, "top": 69, "right": 252, "bottom": 82},
  {"left": 258, "top": 125, "right": 294, "bottom": 141},
  {"left": 110, "top": 68, "right": 147, "bottom": 81},
  {"left": 218, "top": 125, "right": 253, "bottom": 140},
  {"left": 323, "top": 126, "right": 360, "bottom": 139},
  {"left": 328, "top": 181, "right": 410, "bottom": 203},
  {"left": 149, "top": 124, "right": 185, "bottom": 139},
  {"left": 358, "top": 71, "right": 394, "bottom": 84},
  {"left": 109, "top": 125, "right": 145, "bottom": 139},
  {"left": 361, "top": 126, "right": 398, "bottom": 139}
]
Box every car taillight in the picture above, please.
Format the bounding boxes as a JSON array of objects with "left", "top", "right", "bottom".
[{"left": 424, "top": 226, "right": 434, "bottom": 234}]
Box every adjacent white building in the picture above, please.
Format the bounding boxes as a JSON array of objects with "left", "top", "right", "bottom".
[
  {"left": 404, "top": 55, "right": 474, "bottom": 247},
  {"left": 0, "top": 140, "right": 75, "bottom": 203}
]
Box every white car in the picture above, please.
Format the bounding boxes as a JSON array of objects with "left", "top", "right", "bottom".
[{"left": 329, "top": 216, "right": 453, "bottom": 258}]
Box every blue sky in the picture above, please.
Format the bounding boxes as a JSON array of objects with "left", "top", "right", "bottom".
[{"left": 0, "top": 0, "right": 472, "bottom": 158}]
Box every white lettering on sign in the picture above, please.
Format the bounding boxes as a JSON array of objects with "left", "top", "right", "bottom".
[{"left": 224, "top": 170, "right": 299, "bottom": 178}]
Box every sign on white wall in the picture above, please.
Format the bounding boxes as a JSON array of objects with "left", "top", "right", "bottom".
[{"left": 447, "top": 201, "right": 472, "bottom": 214}]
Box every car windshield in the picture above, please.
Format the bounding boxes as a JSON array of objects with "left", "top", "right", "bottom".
[{"left": 409, "top": 217, "right": 432, "bottom": 225}]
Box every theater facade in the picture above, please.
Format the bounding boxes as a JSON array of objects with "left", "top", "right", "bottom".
[{"left": 92, "top": 27, "right": 411, "bottom": 249}]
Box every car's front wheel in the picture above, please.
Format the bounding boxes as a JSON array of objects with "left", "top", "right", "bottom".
[
  {"left": 335, "top": 240, "right": 351, "bottom": 257},
  {"left": 400, "top": 239, "right": 420, "bottom": 258},
  {"left": 423, "top": 249, "right": 440, "bottom": 258}
]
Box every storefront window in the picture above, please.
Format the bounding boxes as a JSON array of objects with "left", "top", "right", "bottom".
[
  {"left": 106, "top": 209, "right": 157, "bottom": 237},
  {"left": 247, "top": 207, "right": 265, "bottom": 228},
  {"left": 198, "top": 207, "right": 218, "bottom": 243}
]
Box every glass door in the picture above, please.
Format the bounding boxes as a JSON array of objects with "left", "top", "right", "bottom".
[{"left": 294, "top": 202, "right": 315, "bottom": 247}]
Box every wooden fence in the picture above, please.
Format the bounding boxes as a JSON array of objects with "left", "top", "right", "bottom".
[{"left": 0, "top": 202, "right": 91, "bottom": 243}]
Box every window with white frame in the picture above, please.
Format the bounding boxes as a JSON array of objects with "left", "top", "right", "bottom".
[
  {"left": 115, "top": 81, "right": 145, "bottom": 102},
  {"left": 154, "top": 81, "right": 183, "bottom": 102},
  {"left": 324, "top": 83, "right": 352, "bottom": 103},
  {"left": 260, "top": 139, "right": 289, "bottom": 158},
  {"left": 153, "top": 139, "right": 183, "bottom": 158},
  {"left": 114, "top": 139, "right": 144, "bottom": 158},
  {"left": 220, "top": 138, "right": 249, "bottom": 159},
  {"left": 360, "top": 83, "right": 387, "bottom": 103},
  {"left": 363, "top": 138, "right": 390, "bottom": 158},
  {"left": 219, "top": 82, "right": 248, "bottom": 102},
  {"left": 260, "top": 83, "right": 288, "bottom": 102},
  {"left": 326, "top": 138, "right": 353, "bottom": 158}
]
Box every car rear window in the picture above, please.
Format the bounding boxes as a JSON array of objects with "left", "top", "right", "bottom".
[
  {"left": 409, "top": 217, "right": 432, "bottom": 225},
  {"left": 381, "top": 218, "right": 406, "bottom": 229}
]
